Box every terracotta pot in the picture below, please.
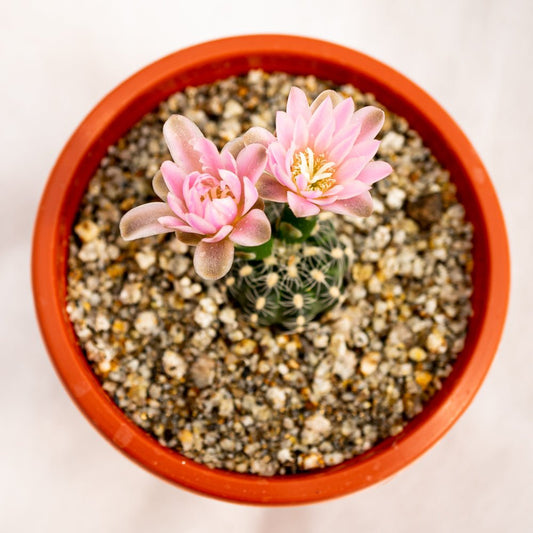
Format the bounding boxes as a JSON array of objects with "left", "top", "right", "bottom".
[{"left": 32, "top": 35, "right": 510, "bottom": 505}]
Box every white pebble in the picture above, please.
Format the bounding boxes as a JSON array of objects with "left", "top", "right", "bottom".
[
  {"left": 134, "top": 311, "right": 158, "bottom": 335},
  {"left": 190, "top": 356, "right": 216, "bottom": 388},
  {"left": 135, "top": 250, "right": 156, "bottom": 270},
  {"left": 386, "top": 187, "right": 406, "bottom": 210},
  {"left": 302, "top": 414, "right": 332, "bottom": 445},
  {"left": 162, "top": 349, "right": 187, "bottom": 379},
  {"left": 266, "top": 386, "right": 287, "bottom": 410},
  {"left": 380, "top": 131, "right": 405, "bottom": 153}
]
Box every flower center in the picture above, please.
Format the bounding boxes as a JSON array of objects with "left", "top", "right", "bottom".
[
  {"left": 291, "top": 148, "right": 336, "bottom": 192},
  {"left": 199, "top": 179, "right": 235, "bottom": 202}
]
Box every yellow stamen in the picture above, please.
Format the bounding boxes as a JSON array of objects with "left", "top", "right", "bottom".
[{"left": 291, "top": 148, "right": 336, "bottom": 192}]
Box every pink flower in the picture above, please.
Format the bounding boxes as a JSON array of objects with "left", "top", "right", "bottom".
[
  {"left": 256, "top": 87, "right": 392, "bottom": 217},
  {"left": 120, "top": 115, "right": 271, "bottom": 280}
]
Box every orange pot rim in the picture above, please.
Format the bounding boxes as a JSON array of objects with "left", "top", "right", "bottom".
[{"left": 32, "top": 34, "right": 510, "bottom": 505}]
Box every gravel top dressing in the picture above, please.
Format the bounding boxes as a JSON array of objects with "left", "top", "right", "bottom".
[{"left": 66, "top": 71, "right": 473, "bottom": 475}]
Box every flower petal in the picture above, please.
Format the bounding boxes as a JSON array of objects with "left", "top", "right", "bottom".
[
  {"left": 219, "top": 149, "right": 238, "bottom": 173},
  {"left": 119, "top": 203, "right": 175, "bottom": 240},
  {"left": 287, "top": 191, "right": 321, "bottom": 217},
  {"left": 176, "top": 230, "right": 202, "bottom": 246},
  {"left": 184, "top": 212, "right": 217, "bottom": 235},
  {"left": 163, "top": 115, "right": 203, "bottom": 173},
  {"left": 218, "top": 169, "right": 242, "bottom": 204},
  {"left": 308, "top": 97, "right": 333, "bottom": 147},
  {"left": 345, "top": 139, "right": 380, "bottom": 161},
  {"left": 230, "top": 209, "right": 271, "bottom": 247},
  {"left": 292, "top": 115, "right": 309, "bottom": 151},
  {"left": 335, "top": 156, "right": 370, "bottom": 183},
  {"left": 256, "top": 173, "right": 289, "bottom": 202},
  {"left": 286, "top": 87, "right": 311, "bottom": 121},
  {"left": 236, "top": 143, "right": 267, "bottom": 184},
  {"left": 241, "top": 176, "right": 259, "bottom": 215},
  {"left": 161, "top": 160, "right": 187, "bottom": 199},
  {"left": 353, "top": 106, "right": 385, "bottom": 142},
  {"left": 243, "top": 126, "right": 276, "bottom": 147},
  {"left": 310, "top": 90, "right": 344, "bottom": 112},
  {"left": 334, "top": 180, "right": 370, "bottom": 200},
  {"left": 157, "top": 216, "right": 183, "bottom": 229},
  {"left": 152, "top": 170, "right": 169, "bottom": 201},
  {"left": 332, "top": 96, "right": 355, "bottom": 131},
  {"left": 202, "top": 225, "right": 234, "bottom": 243},
  {"left": 275, "top": 111, "right": 295, "bottom": 148},
  {"left": 357, "top": 160, "right": 393, "bottom": 185},
  {"left": 328, "top": 191, "right": 373, "bottom": 217},
  {"left": 193, "top": 238, "right": 235, "bottom": 280},
  {"left": 222, "top": 136, "right": 245, "bottom": 158},
  {"left": 193, "top": 137, "right": 223, "bottom": 175}
]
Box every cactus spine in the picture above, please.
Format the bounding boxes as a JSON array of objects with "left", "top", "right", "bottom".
[{"left": 226, "top": 202, "right": 349, "bottom": 329}]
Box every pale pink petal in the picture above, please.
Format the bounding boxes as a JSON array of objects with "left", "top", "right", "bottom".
[
  {"left": 165, "top": 193, "right": 187, "bottom": 220},
  {"left": 218, "top": 169, "right": 242, "bottom": 204},
  {"left": 292, "top": 115, "right": 309, "bottom": 151},
  {"left": 222, "top": 136, "right": 245, "bottom": 158},
  {"left": 193, "top": 137, "right": 223, "bottom": 175},
  {"left": 163, "top": 115, "right": 203, "bottom": 173},
  {"left": 310, "top": 90, "right": 343, "bottom": 112},
  {"left": 353, "top": 106, "right": 385, "bottom": 142},
  {"left": 335, "top": 156, "right": 370, "bottom": 183},
  {"left": 152, "top": 170, "right": 169, "bottom": 201},
  {"left": 286, "top": 87, "right": 311, "bottom": 121},
  {"left": 256, "top": 174, "right": 289, "bottom": 202},
  {"left": 357, "top": 160, "right": 393, "bottom": 185},
  {"left": 276, "top": 111, "right": 295, "bottom": 148},
  {"left": 308, "top": 195, "right": 338, "bottom": 206},
  {"left": 334, "top": 180, "right": 370, "bottom": 200},
  {"left": 330, "top": 121, "right": 361, "bottom": 154},
  {"left": 241, "top": 176, "right": 259, "bottom": 215},
  {"left": 345, "top": 139, "right": 380, "bottom": 161},
  {"left": 236, "top": 143, "right": 267, "bottom": 184},
  {"left": 229, "top": 209, "right": 271, "bottom": 247},
  {"left": 120, "top": 203, "right": 175, "bottom": 240},
  {"left": 219, "top": 149, "right": 238, "bottom": 173},
  {"left": 267, "top": 144, "right": 296, "bottom": 191},
  {"left": 173, "top": 224, "right": 203, "bottom": 234},
  {"left": 313, "top": 116, "right": 335, "bottom": 154},
  {"left": 328, "top": 191, "right": 373, "bottom": 217},
  {"left": 204, "top": 202, "right": 228, "bottom": 229},
  {"left": 268, "top": 142, "right": 289, "bottom": 173},
  {"left": 193, "top": 238, "right": 235, "bottom": 280},
  {"left": 184, "top": 212, "right": 216, "bottom": 235},
  {"left": 202, "top": 225, "right": 234, "bottom": 243},
  {"left": 326, "top": 135, "right": 356, "bottom": 164},
  {"left": 308, "top": 97, "right": 333, "bottom": 144},
  {"left": 332, "top": 96, "right": 355, "bottom": 131},
  {"left": 160, "top": 160, "right": 187, "bottom": 198},
  {"left": 287, "top": 191, "right": 321, "bottom": 217},
  {"left": 183, "top": 185, "right": 205, "bottom": 218},
  {"left": 243, "top": 127, "right": 276, "bottom": 147},
  {"left": 158, "top": 216, "right": 188, "bottom": 229},
  {"left": 211, "top": 197, "right": 238, "bottom": 223},
  {"left": 295, "top": 173, "right": 307, "bottom": 192}
]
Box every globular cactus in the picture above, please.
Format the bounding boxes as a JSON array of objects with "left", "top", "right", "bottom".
[{"left": 226, "top": 203, "right": 350, "bottom": 330}]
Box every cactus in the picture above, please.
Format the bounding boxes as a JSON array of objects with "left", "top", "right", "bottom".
[{"left": 226, "top": 202, "right": 350, "bottom": 329}]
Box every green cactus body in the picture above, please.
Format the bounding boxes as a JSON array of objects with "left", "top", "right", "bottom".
[{"left": 226, "top": 203, "right": 349, "bottom": 330}]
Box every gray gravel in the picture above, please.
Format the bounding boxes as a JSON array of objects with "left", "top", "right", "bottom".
[{"left": 66, "top": 70, "right": 473, "bottom": 475}]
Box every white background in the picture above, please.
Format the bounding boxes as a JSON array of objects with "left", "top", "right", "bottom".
[{"left": 1, "top": 0, "right": 532, "bottom": 531}]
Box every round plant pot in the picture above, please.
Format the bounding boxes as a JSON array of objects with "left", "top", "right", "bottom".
[{"left": 32, "top": 34, "right": 510, "bottom": 505}]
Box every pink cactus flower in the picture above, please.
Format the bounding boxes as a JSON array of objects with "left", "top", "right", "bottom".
[
  {"left": 256, "top": 87, "right": 393, "bottom": 218},
  {"left": 120, "top": 115, "right": 271, "bottom": 280}
]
